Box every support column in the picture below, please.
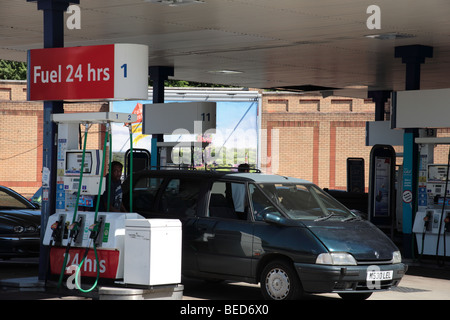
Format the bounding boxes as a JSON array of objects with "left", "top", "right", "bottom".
[
  {"left": 27, "top": 0, "right": 79, "bottom": 281},
  {"left": 149, "top": 66, "right": 174, "bottom": 168},
  {"left": 395, "top": 45, "right": 433, "bottom": 258},
  {"left": 368, "top": 90, "right": 391, "bottom": 121}
]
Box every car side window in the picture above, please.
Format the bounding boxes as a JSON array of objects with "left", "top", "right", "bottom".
[
  {"left": 249, "top": 183, "right": 282, "bottom": 221},
  {"left": 158, "top": 178, "right": 200, "bottom": 218},
  {"left": 209, "top": 181, "right": 247, "bottom": 220},
  {"left": 131, "top": 176, "right": 164, "bottom": 213}
]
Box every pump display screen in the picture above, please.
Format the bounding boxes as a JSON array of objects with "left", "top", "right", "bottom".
[
  {"left": 65, "top": 151, "right": 93, "bottom": 175},
  {"left": 428, "top": 164, "right": 448, "bottom": 182}
]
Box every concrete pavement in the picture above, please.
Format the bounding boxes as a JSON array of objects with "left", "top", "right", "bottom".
[{"left": 1, "top": 257, "right": 449, "bottom": 300}]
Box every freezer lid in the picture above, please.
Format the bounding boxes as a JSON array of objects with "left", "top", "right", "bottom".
[{"left": 125, "top": 218, "right": 182, "bottom": 228}]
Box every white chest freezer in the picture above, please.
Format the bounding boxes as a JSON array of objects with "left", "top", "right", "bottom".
[{"left": 124, "top": 219, "right": 182, "bottom": 286}]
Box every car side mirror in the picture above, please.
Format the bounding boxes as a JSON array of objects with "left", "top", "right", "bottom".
[
  {"left": 263, "top": 213, "right": 300, "bottom": 227},
  {"left": 263, "top": 213, "right": 286, "bottom": 226},
  {"left": 31, "top": 201, "right": 40, "bottom": 209}
]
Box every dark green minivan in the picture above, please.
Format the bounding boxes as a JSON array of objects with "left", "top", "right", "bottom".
[{"left": 123, "top": 169, "right": 407, "bottom": 300}]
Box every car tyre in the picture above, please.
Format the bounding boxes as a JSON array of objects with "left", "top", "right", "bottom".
[
  {"left": 338, "top": 292, "right": 372, "bottom": 300},
  {"left": 260, "top": 259, "right": 303, "bottom": 300}
]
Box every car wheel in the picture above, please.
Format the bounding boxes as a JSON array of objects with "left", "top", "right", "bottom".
[
  {"left": 260, "top": 260, "right": 303, "bottom": 300},
  {"left": 338, "top": 292, "right": 372, "bottom": 300}
]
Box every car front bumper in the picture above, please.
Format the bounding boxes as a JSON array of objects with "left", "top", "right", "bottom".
[
  {"left": 294, "top": 262, "right": 408, "bottom": 293},
  {"left": 0, "top": 237, "right": 40, "bottom": 258}
]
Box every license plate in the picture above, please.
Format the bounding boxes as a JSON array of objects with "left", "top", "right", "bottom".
[{"left": 366, "top": 270, "right": 393, "bottom": 281}]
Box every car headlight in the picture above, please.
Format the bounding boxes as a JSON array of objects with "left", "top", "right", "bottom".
[
  {"left": 392, "top": 251, "right": 402, "bottom": 264},
  {"left": 316, "top": 252, "right": 357, "bottom": 266},
  {"left": 25, "top": 226, "right": 37, "bottom": 233},
  {"left": 13, "top": 225, "right": 37, "bottom": 233},
  {"left": 13, "top": 226, "right": 24, "bottom": 233}
]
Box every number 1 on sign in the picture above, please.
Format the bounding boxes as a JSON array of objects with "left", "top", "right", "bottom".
[{"left": 121, "top": 64, "right": 127, "bottom": 78}]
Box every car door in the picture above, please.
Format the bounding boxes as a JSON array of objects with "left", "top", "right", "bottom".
[
  {"left": 154, "top": 176, "right": 209, "bottom": 273},
  {"left": 193, "top": 180, "right": 254, "bottom": 278},
  {"left": 130, "top": 173, "right": 208, "bottom": 273}
]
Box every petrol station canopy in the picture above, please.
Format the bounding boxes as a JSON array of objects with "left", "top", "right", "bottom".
[{"left": 1, "top": 0, "right": 450, "bottom": 97}]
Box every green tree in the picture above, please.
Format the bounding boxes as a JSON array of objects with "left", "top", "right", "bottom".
[
  {"left": 0, "top": 60, "right": 27, "bottom": 80},
  {"left": 0, "top": 59, "right": 236, "bottom": 87},
  {"left": 162, "top": 79, "right": 237, "bottom": 88}
]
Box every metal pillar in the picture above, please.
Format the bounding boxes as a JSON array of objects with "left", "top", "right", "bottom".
[
  {"left": 395, "top": 45, "right": 433, "bottom": 258},
  {"left": 27, "top": 0, "right": 79, "bottom": 281},
  {"left": 149, "top": 66, "right": 174, "bottom": 168},
  {"left": 368, "top": 90, "right": 391, "bottom": 121}
]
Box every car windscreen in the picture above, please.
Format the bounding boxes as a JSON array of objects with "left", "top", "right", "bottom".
[{"left": 256, "top": 183, "right": 354, "bottom": 221}]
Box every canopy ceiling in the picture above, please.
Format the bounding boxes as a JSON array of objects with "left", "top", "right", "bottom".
[{"left": 2, "top": 0, "right": 450, "bottom": 97}]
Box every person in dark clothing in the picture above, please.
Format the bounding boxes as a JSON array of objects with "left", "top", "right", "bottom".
[{"left": 101, "top": 161, "right": 126, "bottom": 212}]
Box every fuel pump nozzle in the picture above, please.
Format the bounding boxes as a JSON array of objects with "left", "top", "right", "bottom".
[
  {"left": 424, "top": 211, "right": 432, "bottom": 230},
  {"left": 68, "top": 216, "right": 83, "bottom": 243},
  {"left": 420, "top": 211, "right": 434, "bottom": 261},
  {"left": 50, "top": 216, "right": 64, "bottom": 245},
  {"left": 88, "top": 217, "right": 104, "bottom": 244},
  {"left": 445, "top": 213, "right": 450, "bottom": 233}
]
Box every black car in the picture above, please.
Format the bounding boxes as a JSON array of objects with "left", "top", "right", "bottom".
[
  {"left": 0, "top": 186, "right": 41, "bottom": 259},
  {"left": 123, "top": 169, "right": 407, "bottom": 300}
]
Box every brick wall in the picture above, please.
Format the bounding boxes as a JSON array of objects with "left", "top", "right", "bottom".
[
  {"left": 261, "top": 92, "right": 378, "bottom": 191},
  {"left": 260, "top": 93, "right": 450, "bottom": 192},
  {"left": 0, "top": 81, "right": 106, "bottom": 197}
]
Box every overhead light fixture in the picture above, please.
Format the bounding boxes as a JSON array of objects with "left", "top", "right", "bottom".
[
  {"left": 145, "top": 0, "right": 205, "bottom": 6},
  {"left": 208, "top": 70, "right": 242, "bottom": 74},
  {"left": 364, "top": 32, "right": 415, "bottom": 40},
  {"left": 344, "top": 85, "right": 368, "bottom": 89}
]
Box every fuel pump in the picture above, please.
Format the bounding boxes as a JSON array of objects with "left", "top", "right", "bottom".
[
  {"left": 42, "top": 112, "right": 182, "bottom": 295},
  {"left": 412, "top": 134, "right": 450, "bottom": 260},
  {"left": 41, "top": 114, "right": 131, "bottom": 289},
  {"left": 419, "top": 210, "right": 432, "bottom": 260},
  {"left": 156, "top": 141, "right": 208, "bottom": 168}
]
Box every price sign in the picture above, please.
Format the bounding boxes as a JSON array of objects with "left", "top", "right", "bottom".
[{"left": 28, "top": 44, "right": 148, "bottom": 101}]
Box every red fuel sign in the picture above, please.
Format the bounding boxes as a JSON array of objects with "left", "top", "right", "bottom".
[
  {"left": 28, "top": 45, "right": 114, "bottom": 100},
  {"left": 28, "top": 44, "right": 148, "bottom": 101},
  {"left": 50, "top": 247, "right": 120, "bottom": 279}
]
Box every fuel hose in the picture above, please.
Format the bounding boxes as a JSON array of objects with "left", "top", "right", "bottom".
[
  {"left": 107, "top": 128, "right": 112, "bottom": 211},
  {"left": 436, "top": 146, "right": 450, "bottom": 266},
  {"left": 75, "top": 123, "right": 110, "bottom": 293},
  {"left": 128, "top": 124, "right": 133, "bottom": 212},
  {"left": 419, "top": 212, "right": 431, "bottom": 261}
]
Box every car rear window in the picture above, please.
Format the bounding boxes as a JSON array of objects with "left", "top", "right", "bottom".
[
  {"left": 0, "top": 190, "right": 29, "bottom": 209},
  {"left": 132, "top": 176, "right": 165, "bottom": 212},
  {"left": 158, "top": 178, "right": 201, "bottom": 218}
]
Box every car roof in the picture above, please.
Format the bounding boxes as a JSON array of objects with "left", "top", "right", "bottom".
[
  {"left": 132, "top": 169, "right": 313, "bottom": 185},
  {"left": 223, "top": 173, "right": 312, "bottom": 184}
]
